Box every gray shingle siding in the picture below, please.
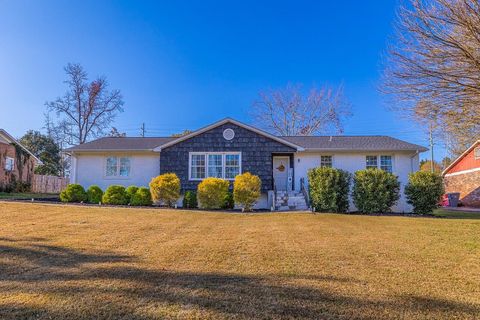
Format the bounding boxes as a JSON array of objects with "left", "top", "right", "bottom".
[{"left": 160, "top": 123, "right": 296, "bottom": 191}]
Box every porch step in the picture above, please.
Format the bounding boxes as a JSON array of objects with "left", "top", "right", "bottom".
[{"left": 275, "top": 191, "right": 308, "bottom": 211}]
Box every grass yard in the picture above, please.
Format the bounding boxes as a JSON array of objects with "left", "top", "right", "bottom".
[
  {"left": 0, "top": 193, "right": 58, "bottom": 200},
  {"left": 0, "top": 202, "right": 479, "bottom": 319}
]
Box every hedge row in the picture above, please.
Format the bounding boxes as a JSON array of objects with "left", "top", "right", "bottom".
[
  {"left": 308, "top": 167, "right": 443, "bottom": 214},
  {"left": 60, "top": 184, "right": 152, "bottom": 206}
]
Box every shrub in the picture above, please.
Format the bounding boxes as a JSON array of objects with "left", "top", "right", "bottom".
[
  {"left": 222, "top": 192, "right": 235, "bottom": 210},
  {"left": 197, "top": 177, "right": 230, "bottom": 209},
  {"left": 352, "top": 169, "right": 400, "bottom": 213},
  {"left": 102, "top": 185, "right": 129, "bottom": 205},
  {"left": 60, "top": 184, "right": 87, "bottom": 203},
  {"left": 130, "top": 187, "right": 153, "bottom": 206},
  {"left": 308, "top": 167, "right": 351, "bottom": 213},
  {"left": 149, "top": 173, "right": 181, "bottom": 207},
  {"left": 405, "top": 171, "right": 444, "bottom": 214},
  {"left": 182, "top": 191, "right": 198, "bottom": 209},
  {"left": 125, "top": 185, "right": 139, "bottom": 203},
  {"left": 233, "top": 172, "right": 261, "bottom": 212},
  {"left": 86, "top": 185, "right": 103, "bottom": 204}
]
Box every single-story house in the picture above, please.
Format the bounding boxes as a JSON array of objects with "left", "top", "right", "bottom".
[
  {"left": 65, "top": 118, "right": 427, "bottom": 212},
  {"left": 0, "top": 129, "right": 41, "bottom": 191},
  {"left": 443, "top": 140, "right": 480, "bottom": 207}
]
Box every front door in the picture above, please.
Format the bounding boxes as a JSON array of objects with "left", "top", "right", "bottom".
[{"left": 273, "top": 156, "right": 289, "bottom": 191}]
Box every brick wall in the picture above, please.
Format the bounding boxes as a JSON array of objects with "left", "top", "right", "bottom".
[
  {"left": 444, "top": 170, "right": 480, "bottom": 207},
  {"left": 0, "top": 142, "right": 36, "bottom": 190}
]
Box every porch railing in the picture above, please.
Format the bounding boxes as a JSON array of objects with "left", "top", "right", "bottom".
[{"left": 300, "top": 177, "right": 310, "bottom": 208}]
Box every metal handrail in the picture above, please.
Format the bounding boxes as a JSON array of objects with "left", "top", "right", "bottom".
[
  {"left": 273, "top": 177, "right": 277, "bottom": 211},
  {"left": 300, "top": 177, "right": 310, "bottom": 208}
]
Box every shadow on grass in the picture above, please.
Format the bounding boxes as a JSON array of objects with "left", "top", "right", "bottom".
[{"left": 0, "top": 237, "right": 478, "bottom": 319}]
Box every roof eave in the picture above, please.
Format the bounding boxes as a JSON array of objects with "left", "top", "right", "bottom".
[{"left": 442, "top": 140, "right": 480, "bottom": 176}]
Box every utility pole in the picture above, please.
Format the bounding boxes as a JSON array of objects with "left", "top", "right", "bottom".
[
  {"left": 429, "top": 124, "right": 434, "bottom": 173},
  {"left": 140, "top": 123, "right": 146, "bottom": 137}
]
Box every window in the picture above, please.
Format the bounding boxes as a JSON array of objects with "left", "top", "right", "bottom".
[
  {"left": 320, "top": 156, "right": 332, "bottom": 168},
  {"left": 105, "top": 156, "right": 131, "bottom": 177},
  {"left": 5, "top": 157, "right": 14, "bottom": 171},
  {"left": 380, "top": 155, "right": 393, "bottom": 173},
  {"left": 475, "top": 147, "right": 480, "bottom": 160},
  {"left": 189, "top": 152, "right": 241, "bottom": 180},
  {"left": 366, "top": 156, "right": 378, "bottom": 169},
  {"left": 190, "top": 154, "right": 206, "bottom": 179}
]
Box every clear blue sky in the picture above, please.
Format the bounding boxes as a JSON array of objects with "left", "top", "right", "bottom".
[{"left": 0, "top": 1, "right": 441, "bottom": 159}]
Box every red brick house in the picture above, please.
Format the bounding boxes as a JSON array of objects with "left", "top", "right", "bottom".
[
  {"left": 0, "top": 129, "right": 40, "bottom": 192},
  {"left": 443, "top": 140, "right": 480, "bottom": 207}
]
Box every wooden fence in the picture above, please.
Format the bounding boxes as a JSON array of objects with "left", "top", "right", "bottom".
[{"left": 32, "top": 175, "right": 69, "bottom": 193}]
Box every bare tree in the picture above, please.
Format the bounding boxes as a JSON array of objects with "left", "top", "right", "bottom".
[
  {"left": 383, "top": 0, "right": 480, "bottom": 156},
  {"left": 46, "top": 63, "right": 124, "bottom": 145},
  {"left": 251, "top": 84, "right": 350, "bottom": 136},
  {"left": 108, "top": 127, "right": 126, "bottom": 137}
]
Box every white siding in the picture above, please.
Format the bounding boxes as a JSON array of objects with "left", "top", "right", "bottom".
[
  {"left": 72, "top": 152, "right": 160, "bottom": 190},
  {"left": 294, "top": 151, "right": 420, "bottom": 212}
]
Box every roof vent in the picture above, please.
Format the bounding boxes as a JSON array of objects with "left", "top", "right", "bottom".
[
  {"left": 329, "top": 136, "right": 333, "bottom": 142},
  {"left": 223, "top": 128, "right": 235, "bottom": 141}
]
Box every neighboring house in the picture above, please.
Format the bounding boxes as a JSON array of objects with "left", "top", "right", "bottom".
[
  {"left": 0, "top": 129, "right": 41, "bottom": 191},
  {"left": 443, "top": 140, "right": 480, "bottom": 207},
  {"left": 65, "top": 118, "right": 427, "bottom": 212}
]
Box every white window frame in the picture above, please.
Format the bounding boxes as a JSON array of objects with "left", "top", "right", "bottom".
[
  {"left": 104, "top": 155, "right": 132, "bottom": 179},
  {"left": 5, "top": 157, "right": 14, "bottom": 171},
  {"left": 188, "top": 152, "right": 242, "bottom": 181},
  {"left": 365, "top": 155, "right": 394, "bottom": 172},
  {"left": 475, "top": 147, "right": 480, "bottom": 160}
]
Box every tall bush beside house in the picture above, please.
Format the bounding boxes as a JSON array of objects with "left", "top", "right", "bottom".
[
  {"left": 149, "top": 173, "right": 181, "bottom": 207},
  {"left": 197, "top": 177, "right": 230, "bottom": 209},
  {"left": 130, "top": 187, "right": 153, "bottom": 206},
  {"left": 308, "top": 167, "right": 351, "bottom": 213},
  {"left": 352, "top": 169, "right": 400, "bottom": 213},
  {"left": 405, "top": 171, "right": 444, "bottom": 214},
  {"left": 233, "top": 172, "right": 261, "bottom": 212},
  {"left": 86, "top": 185, "right": 103, "bottom": 204},
  {"left": 102, "top": 185, "right": 129, "bottom": 205},
  {"left": 182, "top": 191, "right": 198, "bottom": 209},
  {"left": 60, "top": 184, "right": 87, "bottom": 203}
]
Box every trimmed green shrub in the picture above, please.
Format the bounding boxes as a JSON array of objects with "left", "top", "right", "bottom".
[
  {"left": 149, "top": 173, "right": 181, "bottom": 207},
  {"left": 405, "top": 171, "right": 444, "bottom": 214},
  {"left": 125, "top": 185, "right": 139, "bottom": 203},
  {"left": 60, "top": 184, "right": 87, "bottom": 203},
  {"left": 130, "top": 187, "right": 153, "bottom": 206},
  {"left": 197, "top": 177, "right": 230, "bottom": 209},
  {"left": 182, "top": 191, "right": 198, "bottom": 209},
  {"left": 308, "top": 167, "right": 351, "bottom": 213},
  {"left": 222, "top": 191, "right": 235, "bottom": 210},
  {"left": 102, "top": 185, "right": 129, "bottom": 205},
  {"left": 233, "top": 172, "right": 261, "bottom": 212},
  {"left": 86, "top": 185, "right": 103, "bottom": 204},
  {"left": 352, "top": 169, "right": 400, "bottom": 213}
]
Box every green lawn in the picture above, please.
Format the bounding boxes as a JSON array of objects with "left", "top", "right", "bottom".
[
  {"left": 0, "top": 202, "right": 479, "bottom": 319},
  {"left": 433, "top": 208, "right": 480, "bottom": 219},
  {"left": 0, "top": 192, "right": 58, "bottom": 200}
]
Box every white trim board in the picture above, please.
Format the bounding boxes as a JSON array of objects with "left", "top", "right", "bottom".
[{"left": 444, "top": 167, "right": 480, "bottom": 177}]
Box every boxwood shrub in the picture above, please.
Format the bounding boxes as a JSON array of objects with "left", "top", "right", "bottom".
[
  {"left": 130, "top": 187, "right": 153, "bottom": 206},
  {"left": 233, "top": 172, "right": 261, "bottom": 212},
  {"left": 197, "top": 177, "right": 230, "bottom": 209},
  {"left": 86, "top": 185, "right": 103, "bottom": 204},
  {"left": 149, "top": 173, "right": 181, "bottom": 207},
  {"left": 222, "top": 191, "right": 235, "bottom": 210},
  {"left": 125, "top": 185, "right": 139, "bottom": 203},
  {"left": 405, "top": 171, "right": 444, "bottom": 214},
  {"left": 182, "top": 191, "right": 198, "bottom": 209},
  {"left": 60, "top": 184, "right": 87, "bottom": 203},
  {"left": 352, "top": 169, "right": 400, "bottom": 213},
  {"left": 102, "top": 185, "right": 129, "bottom": 205},
  {"left": 308, "top": 167, "right": 351, "bottom": 213}
]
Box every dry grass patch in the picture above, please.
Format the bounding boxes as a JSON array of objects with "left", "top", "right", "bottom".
[{"left": 0, "top": 202, "right": 479, "bottom": 319}]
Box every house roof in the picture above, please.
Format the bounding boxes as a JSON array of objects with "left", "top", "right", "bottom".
[
  {"left": 64, "top": 137, "right": 176, "bottom": 152},
  {"left": 282, "top": 135, "right": 428, "bottom": 152},
  {"left": 442, "top": 140, "right": 480, "bottom": 176},
  {"left": 0, "top": 129, "right": 42, "bottom": 164},
  {"left": 64, "top": 118, "right": 428, "bottom": 153}
]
